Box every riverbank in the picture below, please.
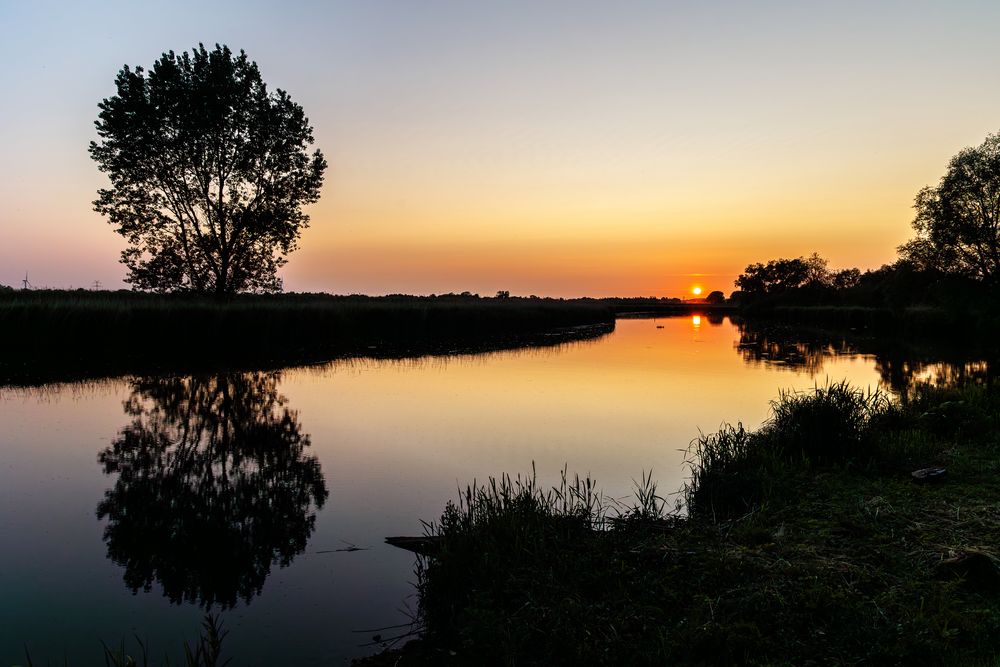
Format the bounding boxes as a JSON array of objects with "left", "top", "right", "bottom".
[
  {"left": 0, "top": 291, "right": 614, "bottom": 385},
  {"left": 366, "top": 382, "right": 1000, "bottom": 665}
]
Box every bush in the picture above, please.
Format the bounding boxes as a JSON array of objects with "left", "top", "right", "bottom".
[
  {"left": 767, "top": 381, "right": 892, "bottom": 464},
  {"left": 685, "top": 382, "right": 894, "bottom": 519}
]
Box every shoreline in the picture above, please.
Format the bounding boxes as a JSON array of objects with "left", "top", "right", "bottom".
[
  {"left": 361, "top": 381, "right": 1000, "bottom": 665},
  {"left": 0, "top": 292, "right": 614, "bottom": 386},
  {"left": 5, "top": 291, "right": 997, "bottom": 387}
]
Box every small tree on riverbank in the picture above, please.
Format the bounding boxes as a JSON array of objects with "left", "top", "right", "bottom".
[
  {"left": 705, "top": 290, "right": 726, "bottom": 304},
  {"left": 90, "top": 44, "right": 327, "bottom": 294}
]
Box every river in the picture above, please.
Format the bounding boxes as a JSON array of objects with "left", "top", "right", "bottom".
[{"left": 1, "top": 315, "right": 986, "bottom": 665}]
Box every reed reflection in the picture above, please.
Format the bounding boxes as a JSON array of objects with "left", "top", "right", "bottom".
[{"left": 96, "top": 372, "right": 328, "bottom": 608}]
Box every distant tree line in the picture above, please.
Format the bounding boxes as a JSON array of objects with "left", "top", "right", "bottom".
[
  {"left": 735, "top": 130, "right": 1000, "bottom": 312},
  {"left": 733, "top": 254, "right": 993, "bottom": 313}
]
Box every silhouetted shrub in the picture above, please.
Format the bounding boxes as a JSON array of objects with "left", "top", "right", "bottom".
[{"left": 684, "top": 382, "right": 895, "bottom": 519}]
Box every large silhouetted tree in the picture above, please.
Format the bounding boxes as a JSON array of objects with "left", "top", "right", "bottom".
[
  {"left": 899, "top": 131, "right": 1000, "bottom": 284},
  {"left": 90, "top": 44, "right": 327, "bottom": 294}
]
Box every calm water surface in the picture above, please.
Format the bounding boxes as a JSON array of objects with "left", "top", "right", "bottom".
[{"left": 0, "top": 316, "right": 980, "bottom": 665}]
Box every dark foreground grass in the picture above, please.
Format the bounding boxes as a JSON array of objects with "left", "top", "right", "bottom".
[
  {"left": 0, "top": 291, "right": 613, "bottom": 385},
  {"left": 363, "top": 382, "right": 1000, "bottom": 666},
  {"left": 22, "top": 614, "right": 227, "bottom": 667}
]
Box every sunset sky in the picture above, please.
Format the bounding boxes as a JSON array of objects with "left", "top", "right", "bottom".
[{"left": 2, "top": 1, "right": 999, "bottom": 297}]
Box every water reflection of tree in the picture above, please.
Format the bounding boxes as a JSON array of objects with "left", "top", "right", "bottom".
[
  {"left": 735, "top": 323, "right": 857, "bottom": 376},
  {"left": 873, "top": 355, "right": 992, "bottom": 396},
  {"left": 733, "top": 319, "right": 992, "bottom": 397},
  {"left": 705, "top": 313, "right": 725, "bottom": 326},
  {"left": 96, "top": 372, "right": 328, "bottom": 608}
]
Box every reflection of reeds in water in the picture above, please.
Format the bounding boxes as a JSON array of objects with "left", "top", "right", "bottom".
[
  {"left": 295, "top": 322, "right": 614, "bottom": 378},
  {"left": 0, "top": 375, "right": 132, "bottom": 400}
]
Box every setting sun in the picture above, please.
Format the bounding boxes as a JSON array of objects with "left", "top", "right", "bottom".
[{"left": 692, "top": 287, "right": 703, "bottom": 296}]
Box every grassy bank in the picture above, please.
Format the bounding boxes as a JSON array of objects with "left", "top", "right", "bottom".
[
  {"left": 0, "top": 291, "right": 613, "bottom": 385},
  {"left": 369, "top": 382, "right": 1000, "bottom": 665}
]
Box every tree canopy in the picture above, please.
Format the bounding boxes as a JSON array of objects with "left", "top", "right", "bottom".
[
  {"left": 705, "top": 290, "right": 726, "bottom": 304},
  {"left": 90, "top": 44, "right": 327, "bottom": 294},
  {"left": 734, "top": 253, "right": 829, "bottom": 297},
  {"left": 899, "top": 131, "right": 1000, "bottom": 284}
]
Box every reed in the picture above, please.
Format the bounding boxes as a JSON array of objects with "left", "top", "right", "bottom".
[
  {"left": 0, "top": 291, "right": 613, "bottom": 384},
  {"left": 683, "top": 381, "right": 903, "bottom": 519},
  {"left": 23, "top": 614, "right": 228, "bottom": 667},
  {"left": 377, "top": 382, "right": 1000, "bottom": 665}
]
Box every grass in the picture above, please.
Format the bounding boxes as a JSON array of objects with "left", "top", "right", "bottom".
[
  {"left": 362, "top": 381, "right": 1000, "bottom": 666},
  {"left": 0, "top": 291, "right": 613, "bottom": 385},
  {"left": 684, "top": 382, "right": 899, "bottom": 520},
  {"left": 22, "top": 614, "right": 228, "bottom": 667}
]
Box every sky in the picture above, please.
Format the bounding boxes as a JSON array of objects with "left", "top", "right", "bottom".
[{"left": 2, "top": 1, "right": 999, "bottom": 297}]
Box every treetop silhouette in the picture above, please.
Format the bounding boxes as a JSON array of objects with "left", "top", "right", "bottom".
[
  {"left": 89, "top": 44, "right": 327, "bottom": 294},
  {"left": 899, "top": 130, "right": 1000, "bottom": 284}
]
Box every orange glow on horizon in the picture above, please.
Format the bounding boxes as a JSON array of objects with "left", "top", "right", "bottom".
[{"left": 3, "top": 2, "right": 992, "bottom": 294}]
